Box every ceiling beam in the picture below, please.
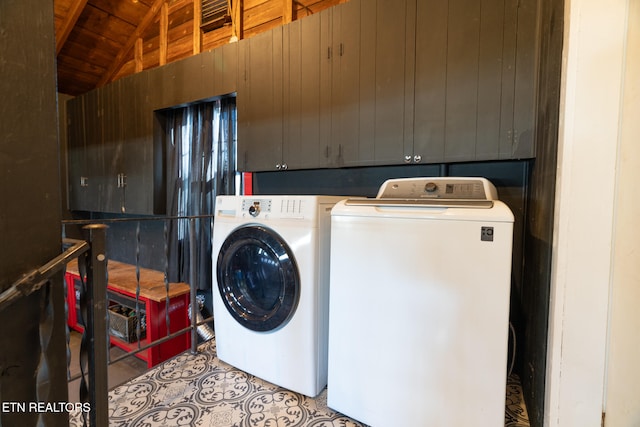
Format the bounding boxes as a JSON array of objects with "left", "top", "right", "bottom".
[
  {"left": 98, "top": 0, "right": 166, "bottom": 87},
  {"left": 56, "top": 0, "right": 89, "bottom": 56},
  {"left": 134, "top": 38, "right": 143, "bottom": 73},
  {"left": 230, "top": 0, "right": 242, "bottom": 42},
  {"left": 283, "top": 0, "right": 293, "bottom": 24},
  {"left": 159, "top": 2, "right": 168, "bottom": 66},
  {"left": 193, "top": 0, "right": 202, "bottom": 54}
]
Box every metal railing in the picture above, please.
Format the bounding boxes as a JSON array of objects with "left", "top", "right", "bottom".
[
  {"left": 0, "top": 214, "right": 218, "bottom": 426},
  {"left": 0, "top": 225, "right": 105, "bottom": 426},
  {"left": 61, "top": 215, "right": 215, "bottom": 427}
]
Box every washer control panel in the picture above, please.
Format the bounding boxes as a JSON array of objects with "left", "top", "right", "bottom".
[
  {"left": 376, "top": 177, "right": 498, "bottom": 200},
  {"left": 241, "top": 199, "right": 272, "bottom": 217}
]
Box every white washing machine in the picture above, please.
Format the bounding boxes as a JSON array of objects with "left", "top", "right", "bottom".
[
  {"left": 327, "top": 177, "right": 514, "bottom": 426},
  {"left": 212, "top": 195, "right": 344, "bottom": 397}
]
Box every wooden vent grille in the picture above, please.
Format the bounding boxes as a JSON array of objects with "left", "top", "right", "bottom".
[{"left": 201, "top": 0, "right": 231, "bottom": 31}]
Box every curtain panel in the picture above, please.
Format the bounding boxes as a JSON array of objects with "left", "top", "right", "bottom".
[{"left": 165, "top": 97, "right": 236, "bottom": 290}]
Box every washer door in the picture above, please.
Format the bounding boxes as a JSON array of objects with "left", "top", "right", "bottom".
[{"left": 216, "top": 225, "right": 300, "bottom": 332}]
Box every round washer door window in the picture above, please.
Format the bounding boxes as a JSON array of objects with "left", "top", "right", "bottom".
[{"left": 216, "top": 225, "right": 300, "bottom": 332}]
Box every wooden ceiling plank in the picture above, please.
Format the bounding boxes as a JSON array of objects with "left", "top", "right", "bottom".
[
  {"left": 79, "top": 5, "right": 138, "bottom": 46},
  {"left": 56, "top": 0, "right": 89, "bottom": 55},
  {"left": 91, "top": 0, "right": 151, "bottom": 26},
  {"left": 99, "top": 0, "right": 166, "bottom": 86}
]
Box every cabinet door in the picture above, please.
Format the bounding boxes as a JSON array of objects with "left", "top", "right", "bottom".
[
  {"left": 443, "top": 0, "right": 483, "bottom": 161},
  {"left": 282, "top": 12, "right": 326, "bottom": 170},
  {"left": 329, "top": 0, "right": 365, "bottom": 167},
  {"left": 121, "top": 73, "right": 156, "bottom": 214},
  {"left": 102, "top": 80, "right": 125, "bottom": 213},
  {"left": 82, "top": 88, "right": 105, "bottom": 211},
  {"left": 371, "top": 0, "right": 415, "bottom": 165},
  {"left": 414, "top": 0, "right": 536, "bottom": 163},
  {"left": 67, "top": 96, "right": 90, "bottom": 211},
  {"left": 510, "top": 0, "right": 537, "bottom": 159},
  {"left": 475, "top": 0, "right": 517, "bottom": 160},
  {"left": 445, "top": 0, "right": 520, "bottom": 161},
  {"left": 98, "top": 76, "right": 158, "bottom": 215},
  {"left": 413, "top": 0, "right": 447, "bottom": 163},
  {"left": 237, "top": 27, "right": 284, "bottom": 171}
]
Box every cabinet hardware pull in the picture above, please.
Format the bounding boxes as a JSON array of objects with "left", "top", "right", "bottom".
[
  {"left": 413, "top": 155, "right": 422, "bottom": 163},
  {"left": 340, "top": 43, "right": 344, "bottom": 56},
  {"left": 116, "top": 173, "right": 127, "bottom": 188},
  {"left": 404, "top": 155, "right": 412, "bottom": 163}
]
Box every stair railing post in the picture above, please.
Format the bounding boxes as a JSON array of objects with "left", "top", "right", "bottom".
[
  {"left": 189, "top": 218, "right": 198, "bottom": 354},
  {"left": 82, "top": 224, "right": 109, "bottom": 427}
]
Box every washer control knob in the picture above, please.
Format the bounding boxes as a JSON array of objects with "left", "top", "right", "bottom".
[
  {"left": 248, "top": 203, "right": 261, "bottom": 217},
  {"left": 425, "top": 182, "right": 438, "bottom": 193}
]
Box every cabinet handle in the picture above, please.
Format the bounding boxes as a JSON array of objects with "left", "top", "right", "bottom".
[
  {"left": 413, "top": 155, "right": 422, "bottom": 163},
  {"left": 340, "top": 43, "right": 344, "bottom": 57},
  {"left": 281, "top": 163, "right": 288, "bottom": 170},
  {"left": 80, "top": 176, "right": 89, "bottom": 187},
  {"left": 404, "top": 155, "right": 412, "bottom": 164},
  {"left": 327, "top": 46, "right": 332, "bottom": 59},
  {"left": 276, "top": 164, "right": 281, "bottom": 170},
  {"left": 117, "top": 173, "right": 127, "bottom": 188}
]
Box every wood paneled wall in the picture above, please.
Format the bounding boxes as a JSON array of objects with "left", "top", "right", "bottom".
[
  {"left": 1, "top": 1, "right": 68, "bottom": 425},
  {"left": 519, "top": 0, "right": 564, "bottom": 425}
]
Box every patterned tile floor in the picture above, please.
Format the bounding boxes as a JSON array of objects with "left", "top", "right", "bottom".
[{"left": 70, "top": 339, "right": 530, "bottom": 426}]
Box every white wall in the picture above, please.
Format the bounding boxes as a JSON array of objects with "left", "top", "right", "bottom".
[
  {"left": 545, "top": 0, "right": 634, "bottom": 426},
  {"left": 603, "top": 0, "right": 640, "bottom": 424}
]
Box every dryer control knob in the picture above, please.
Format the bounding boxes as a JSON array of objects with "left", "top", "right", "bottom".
[
  {"left": 425, "top": 182, "right": 438, "bottom": 193},
  {"left": 249, "top": 203, "right": 261, "bottom": 217}
]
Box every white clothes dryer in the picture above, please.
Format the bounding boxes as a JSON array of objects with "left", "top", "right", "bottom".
[
  {"left": 212, "top": 195, "right": 344, "bottom": 397},
  {"left": 327, "top": 177, "right": 514, "bottom": 426}
]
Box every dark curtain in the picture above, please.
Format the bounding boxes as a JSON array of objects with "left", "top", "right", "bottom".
[{"left": 166, "top": 97, "right": 236, "bottom": 290}]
